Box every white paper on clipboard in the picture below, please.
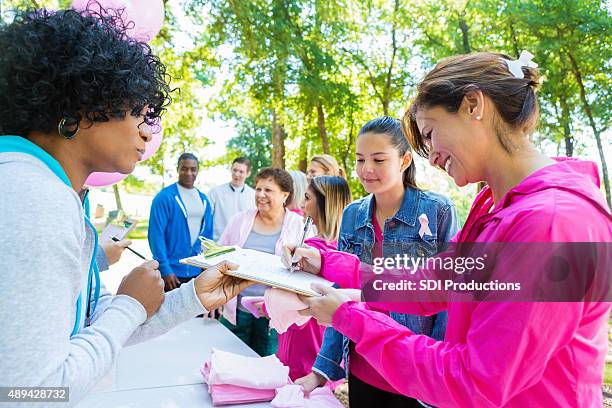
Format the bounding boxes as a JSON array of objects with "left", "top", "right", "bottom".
[
  {"left": 99, "top": 214, "right": 138, "bottom": 243},
  {"left": 180, "top": 248, "right": 333, "bottom": 297}
]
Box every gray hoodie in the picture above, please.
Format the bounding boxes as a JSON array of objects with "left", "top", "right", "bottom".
[{"left": 0, "top": 152, "right": 207, "bottom": 406}]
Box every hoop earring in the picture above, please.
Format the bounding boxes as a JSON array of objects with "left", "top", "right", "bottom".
[{"left": 58, "top": 118, "right": 79, "bottom": 139}]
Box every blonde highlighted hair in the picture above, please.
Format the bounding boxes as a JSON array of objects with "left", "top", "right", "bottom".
[
  {"left": 310, "top": 154, "right": 346, "bottom": 178},
  {"left": 309, "top": 175, "right": 352, "bottom": 242}
]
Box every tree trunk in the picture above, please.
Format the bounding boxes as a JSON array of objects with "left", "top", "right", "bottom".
[
  {"left": 342, "top": 111, "right": 355, "bottom": 174},
  {"left": 298, "top": 136, "right": 308, "bottom": 173},
  {"left": 508, "top": 19, "right": 520, "bottom": 57},
  {"left": 316, "top": 102, "right": 330, "bottom": 154},
  {"left": 566, "top": 51, "right": 611, "bottom": 207},
  {"left": 272, "top": 110, "right": 286, "bottom": 168},
  {"left": 113, "top": 184, "right": 123, "bottom": 212},
  {"left": 458, "top": 15, "right": 471, "bottom": 53},
  {"left": 381, "top": 0, "right": 400, "bottom": 116},
  {"left": 559, "top": 96, "right": 574, "bottom": 157}
]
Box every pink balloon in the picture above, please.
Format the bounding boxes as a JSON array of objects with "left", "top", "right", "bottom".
[
  {"left": 72, "top": 0, "right": 165, "bottom": 42},
  {"left": 85, "top": 171, "right": 128, "bottom": 187},
  {"left": 141, "top": 123, "right": 163, "bottom": 161}
]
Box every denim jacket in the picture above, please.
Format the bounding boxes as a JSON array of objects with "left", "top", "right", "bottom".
[{"left": 312, "top": 187, "right": 459, "bottom": 381}]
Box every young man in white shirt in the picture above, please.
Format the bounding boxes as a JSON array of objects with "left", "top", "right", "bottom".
[{"left": 208, "top": 157, "right": 256, "bottom": 241}]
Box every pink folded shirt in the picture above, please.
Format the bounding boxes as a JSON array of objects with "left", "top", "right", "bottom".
[
  {"left": 240, "top": 296, "right": 266, "bottom": 318},
  {"left": 242, "top": 289, "right": 362, "bottom": 334},
  {"left": 208, "top": 383, "right": 276, "bottom": 406},
  {"left": 206, "top": 348, "right": 289, "bottom": 389},
  {"left": 202, "top": 361, "right": 275, "bottom": 406},
  {"left": 272, "top": 384, "right": 304, "bottom": 407},
  {"left": 272, "top": 384, "right": 345, "bottom": 408},
  {"left": 202, "top": 348, "right": 290, "bottom": 406},
  {"left": 201, "top": 349, "right": 344, "bottom": 407}
]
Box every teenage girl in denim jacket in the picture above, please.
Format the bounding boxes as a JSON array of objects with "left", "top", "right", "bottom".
[{"left": 294, "top": 117, "right": 458, "bottom": 408}]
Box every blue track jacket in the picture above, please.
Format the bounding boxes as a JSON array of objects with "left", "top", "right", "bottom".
[{"left": 148, "top": 183, "right": 213, "bottom": 278}]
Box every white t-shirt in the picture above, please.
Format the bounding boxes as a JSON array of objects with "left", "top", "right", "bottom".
[
  {"left": 208, "top": 182, "right": 256, "bottom": 241},
  {"left": 177, "top": 184, "right": 205, "bottom": 246}
]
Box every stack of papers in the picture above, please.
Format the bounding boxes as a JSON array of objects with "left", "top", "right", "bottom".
[{"left": 180, "top": 248, "right": 333, "bottom": 296}]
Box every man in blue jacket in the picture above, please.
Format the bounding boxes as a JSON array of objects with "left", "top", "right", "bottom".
[{"left": 148, "top": 153, "right": 213, "bottom": 291}]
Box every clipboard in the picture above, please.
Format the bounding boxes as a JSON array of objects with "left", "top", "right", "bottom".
[
  {"left": 180, "top": 248, "right": 333, "bottom": 297},
  {"left": 99, "top": 212, "right": 138, "bottom": 243}
]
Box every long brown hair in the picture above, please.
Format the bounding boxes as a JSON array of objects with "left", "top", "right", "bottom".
[
  {"left": 309, "top": 176, "right": 352, "bottom": 242},
  {"left": 402, "top": 52, "right": 542, "bottom": 158}
]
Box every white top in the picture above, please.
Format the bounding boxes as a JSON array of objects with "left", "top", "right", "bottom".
[
  {"left": 0, "top": 152, "right": 206, "bottom": 405},
  {"left": 177, "top": 183, "right": 205, "bottom": 246},
  {"left": 208, "top": 182, "right": 256, "bottom": 241}
]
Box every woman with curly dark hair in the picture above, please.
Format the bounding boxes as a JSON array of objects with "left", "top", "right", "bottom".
[{"left": 0, "top": 6, "right": 251, "bottom": 403}]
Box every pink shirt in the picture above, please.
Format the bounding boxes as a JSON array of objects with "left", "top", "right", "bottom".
[
  {"left": 276, "top": 237, "right": 336, "bottom": 381},
  {"left": 323, "top": 158, "right": 612, "bottom": 407},
  {"left": 371, "top": 203, "right": 384, "bottom": 258}
]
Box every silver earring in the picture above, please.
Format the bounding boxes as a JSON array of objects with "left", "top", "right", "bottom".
[
  {"left": 476, "top": 115, "right": 482, "bottom": 121},
  {"left": 58, "top": 118, "right": 79, "bottom": 139}
]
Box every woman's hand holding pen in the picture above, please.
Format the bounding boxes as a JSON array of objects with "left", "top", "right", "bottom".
[{"left": 281, "top": 244, "right": 322, "bottom": 275}]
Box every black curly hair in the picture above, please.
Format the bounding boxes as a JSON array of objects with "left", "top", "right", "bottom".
[{"left": 0, "top": 3, "right": 172, "bottom": 137}]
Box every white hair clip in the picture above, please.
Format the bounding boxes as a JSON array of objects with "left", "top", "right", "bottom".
[{"left": 503, "top": 50, "right": 538, "bottom": 79}]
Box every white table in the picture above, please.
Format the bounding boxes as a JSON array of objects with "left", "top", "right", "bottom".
[
  {"left": 78, "top": 383, "right": 271, "bottom": 408},
  {"left": 77, "top": 318, "right": 271, "bottom": 407}
]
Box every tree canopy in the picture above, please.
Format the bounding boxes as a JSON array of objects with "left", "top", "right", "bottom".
[{"left": 2, "top": 0, "right": 610, "bottom": 217}]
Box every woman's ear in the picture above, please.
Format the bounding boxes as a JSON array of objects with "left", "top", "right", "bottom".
[
  {"left": 462, "top": 89, "right": 485, "bottom": 121},
  {"left": 401, "top": 151, "right": 413, "bottom": 172}
]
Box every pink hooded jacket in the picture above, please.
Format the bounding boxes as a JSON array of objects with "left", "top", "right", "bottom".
[
  {"left": 321, "top": 158, "right": 612, "bottom": 407},
  {"left": 218, "top": 208, "right": 306, "bottom": 325}
]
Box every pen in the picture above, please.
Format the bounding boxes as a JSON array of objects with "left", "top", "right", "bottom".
[
  {"left": 290, "top": 216, "right": 313, "bottom": 272},
  {"left": 111, "top": 236, "right": 147, "bottom": 260}
]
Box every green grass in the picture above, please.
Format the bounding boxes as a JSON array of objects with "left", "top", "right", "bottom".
[
  {"left": 127, "top": 221, "right": 149, "bottom": 240},
  {"left": 95, "top": 220, "right": 149, "bottom": 240}
]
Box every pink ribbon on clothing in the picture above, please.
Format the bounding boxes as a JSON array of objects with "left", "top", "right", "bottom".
[{"left": 418, "top": 213, "right": 432, "bottom": 238}]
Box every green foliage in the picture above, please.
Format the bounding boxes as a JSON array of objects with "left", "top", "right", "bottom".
[
  {"left": 121, "top": 174, "right": 161, "bottom": 195},
  {"left": 3, "top": 0, "right": 610, "bottom": 209},
  {"left": 144, "top": 3, "right": 218, "bottom": 179},
  {"left": 180, "top": 0, "right": 610, "bottom": 205},
  {"left": 226, "top": 118, "right": 273, "bottom": 186}
]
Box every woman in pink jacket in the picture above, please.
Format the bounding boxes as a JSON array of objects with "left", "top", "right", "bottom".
[
  {"left": 290, "top": 52, "right": 612, "bottom": 407},
  {"left": 218, "top": 167, "right": 305, "bottom": 356}
]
